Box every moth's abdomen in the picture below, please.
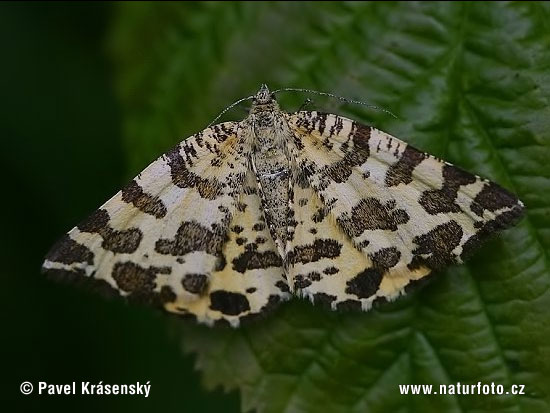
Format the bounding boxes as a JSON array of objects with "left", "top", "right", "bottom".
[
  {"left": 259, "top": 169, "right": 290, "bottom": 243},
  {"left": 253, "top": 148, "right": 290, "bottom": 253}
]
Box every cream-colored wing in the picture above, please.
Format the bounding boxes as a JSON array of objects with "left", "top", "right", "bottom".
[
  {"left": 286, "top": 111, "right": 523, "bottom": 309},
  {"left": 43, "top": 122, "right": 289, "bottom": 325},
  {"left": 165, "top": 169, "right": 290, "bottom": 326}
]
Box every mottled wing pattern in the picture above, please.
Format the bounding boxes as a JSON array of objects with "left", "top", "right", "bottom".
[
  {"left": 167, "top": 169, "right": 291, "bottom": 326},
  {"left": 42, "top": 122, "right": 289, "bottom": 326},
  {"left": 286, "top": 111, "right": 524, "bottom": 309},
  {"left": 288, "top": 182, "right": 407, "bottom": 311}
]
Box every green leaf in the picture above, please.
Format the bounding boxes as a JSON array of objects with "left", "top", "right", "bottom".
[{"left": 109, "top": 2, "right": 550, "bottom": 412}]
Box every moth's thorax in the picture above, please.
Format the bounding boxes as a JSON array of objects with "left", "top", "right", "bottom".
[
  {"left": 249, "top": 100, "right": 280, "bottom": 129},
  {"left": 249, "top": 101, "right": 292, "bottom": 255}
]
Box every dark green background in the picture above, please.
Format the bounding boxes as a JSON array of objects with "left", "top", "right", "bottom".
[
  {"left": 0, "top": 3, "right": 239, "bottom": 412},
  {"left": 2, "top": 2, "right": 549, "bottom": 413}
]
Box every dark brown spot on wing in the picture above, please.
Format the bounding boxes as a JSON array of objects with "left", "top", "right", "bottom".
[
  {"left": 409, "top": 221, "right": 463, "bottom": 270},
  {"left": 209, "top": 291, "right": 250, "bottom": 315},
  {"left": 357, "top": 240, "right": 370, "bottom": 249},
  {"left": 78, "top": 209, "right": 143, "bottom": 254},
  {"left": 444, "top": 163, "right": 478, "bottom": 186},
  {"left": 385, "top": 145, "right": 426, "bottom": 187},
  {"left": 372, "top": 296, "right": 389, "bottom": 306},
  {"left": 239, "top": 294, "right": 283, "bottom": 324},
  {"left": 159, "top": 286, "right": 177, "bottom": 304},
  {"left": 232, "top": 247, "right": 282, "bottom": 273},
  {"left": 461, "top": 208, "right": 523, "bottom": 259},
  {"left": 182, "top": 273, "right": 208, "bottom": 295},
  {"left": 294, "top": 274, "right": 311, "bottom": 289},
  {"left": 155, "top": 220, "right": 228, "bottom": 257},
  {"left": 338, "top": 198, "right": 409, "bottom": 237},
  {"left": 288, "top": 239, "right": 342, "bottom": 265},
  {"left": 336, "top": 299, "right": 362, "bottom": 311},
  {"left": 252, "top": 222, "right": 265, "bottom": 231},
  {"left": 313, "top": 292, "right": 337, "bottom": 308},
  {"left": 404, "top": 273, "right": 435, "bottom": 295},
  {"left": 231, "top": 225, "right": 244, "bottom": 234},
  {"left": 110, "top": 262, "right": 174, "bottom": 307},
  {"left": 345, "top": 268, "right": 384, "bottom": 299},
  {"left": 419, "top": 165, "right": 476, "bottom": 215},
  {"left": 276, "top": 280, "right": 290, "bottom": 293},
  {"left": 111, "top": 262, "right": 171, "bottom": 293},
  {"left": 166, "top": 146, "right": 224, "bottom": 199},
  {"left": 121, "top": 180, "right": 167, "bottom": 218},
  {"left": 45, "top": 235, "right": 94, "bottom": 265},
  {"left": 43, "top": 267, "right": 120, "bottom": 299},
  {"left": 419, "top": 187, "right": 462, "bottom": 214},
  {"left": 77, "top": 208, "right": 109, "bottom": 233},
  {"left": 309, "top": 271, "right": 321, "bottom": 281},
  {"left": 471, "top": 182, "right": 520, "bottom": 216},
  {"left": 312, "top": 206, "right": 328, "bottom": 223},
  {"left": 320, "top": 123, "right": 371, "bottom": 185},
  {"left": 294, "top": 271, "right": 321, "bottom": 289},
  {"left": 46, "top": 261, "right": 176, "bottom": 309},
  {"left": 370, "top": 247, "right": 401, "bottom": 270},
  {"left": 101, "top": 228, "right": 143, "bottom": 254}
]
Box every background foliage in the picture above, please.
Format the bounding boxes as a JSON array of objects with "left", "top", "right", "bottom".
[{"left": 3, "top": 2, "right": 549, "bottom": 412}]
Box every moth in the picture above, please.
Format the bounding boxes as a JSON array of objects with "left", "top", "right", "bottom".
[{"left": 42, "top": 85, "right": 524, "bottom": 327}]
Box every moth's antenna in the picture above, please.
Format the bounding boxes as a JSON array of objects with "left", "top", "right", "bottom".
[
  {"left": 208, "top": 95, "right": 255, "bottom": 127},
  {"left": 272, "top": 87, "right": 397, "bottom": 119}
]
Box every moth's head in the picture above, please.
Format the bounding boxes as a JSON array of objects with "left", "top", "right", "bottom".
[{"left": 253, "top": 84, "right": 275, "bottom": 105}]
